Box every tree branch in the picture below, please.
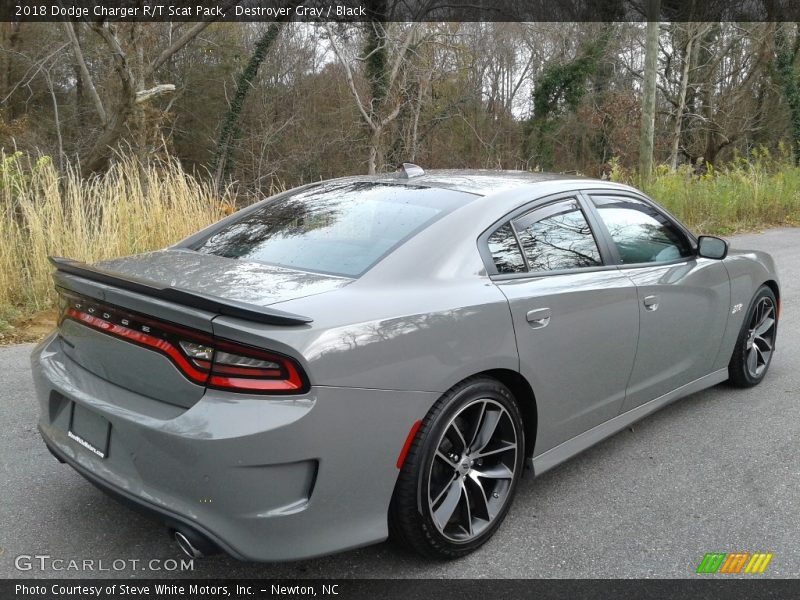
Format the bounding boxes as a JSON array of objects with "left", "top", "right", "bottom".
[
  {"left": 135, "top": 84, "right": 176, "bottom": 104},
  {"left": 325, "top": 23, "right": 376, "bottom": 131},
  {"left": 386, "top": 24, "right": 417, "bottom": 92},
  {"left": 146, "top": 0, "right": 243, "bottom": 77},
  {"left": 64, "top": 23, "right": 106, "bottom": 126},
  {"left": 90, "top": 22, "right": 135, "bottom": 98}
]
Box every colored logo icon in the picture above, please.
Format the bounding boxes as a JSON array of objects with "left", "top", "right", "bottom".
[{"left": 696, "top": 552, "right": 773, "bottom": 574}]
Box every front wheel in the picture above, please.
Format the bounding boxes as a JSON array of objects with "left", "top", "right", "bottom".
[
  {"left": 728, "top": 285, "right": 778, "bottom": 387},
  {"left": 389, "top": 377, "right": 524, "bottom": 559}
]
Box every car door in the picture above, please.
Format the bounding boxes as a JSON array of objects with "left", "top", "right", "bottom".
[
  {"left": 583, "top": 192, "right": 731, "bottom": 413},
  {"left": 482, "top": 195, "right": 640, "bottom": 456}
]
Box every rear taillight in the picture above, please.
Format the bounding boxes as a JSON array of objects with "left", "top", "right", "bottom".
[{"left": 59, "top": 290, "right": 308, "bottom": 394}]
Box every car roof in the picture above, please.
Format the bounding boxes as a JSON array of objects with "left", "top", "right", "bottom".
[{"left": 371, "top": 169, "right": 595, "bottom": 196}]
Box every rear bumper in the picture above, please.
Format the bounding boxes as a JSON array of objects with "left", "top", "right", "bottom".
[
  {"left": 32, "top": 333, "right": 438, "bottom": 561},
  {"left": 40, "top": 433, "right": 235, "bottom": 557}
]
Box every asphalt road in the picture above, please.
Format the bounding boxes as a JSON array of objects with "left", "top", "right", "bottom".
[{"left": 1, "top": 228, "right": 798, "bottom": 579}]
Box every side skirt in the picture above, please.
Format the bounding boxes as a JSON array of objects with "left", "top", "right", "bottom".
[{"left": 529, "top": 368, "right": 729, "bottom": 476}]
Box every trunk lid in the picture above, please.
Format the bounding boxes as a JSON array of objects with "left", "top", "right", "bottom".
[
  {"left": 99, "top": 249, "right": 353, "bottom": 306},
  {"left": 54, "top": 251, "right": 342, "bottom": 408}
]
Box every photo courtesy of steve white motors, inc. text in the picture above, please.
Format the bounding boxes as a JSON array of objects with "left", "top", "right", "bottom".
[
  {"left": 15, "top": 583, "right": 341, "bottom": 597},
  {"left": 13, "top": 2, "right": 367, "bottom": 19}
]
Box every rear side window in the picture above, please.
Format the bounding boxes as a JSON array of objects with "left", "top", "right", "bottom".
[
  {"left": 487, "top": 223, "right": 526, "bottom": 273},
  {"left": 192, "top": 182, "right": 473, "bottom": 277},
  {"left": 512, "top": 199, "right": 602, "bottom": 272}
]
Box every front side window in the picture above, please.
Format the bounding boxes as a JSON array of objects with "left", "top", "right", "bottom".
[
  {"left": 591, "top": 196, "right": 693, "bottom": 264},
  {"left": 511, "top": 199, "right": 602, "bottom": 272},
  {"left": 192, "top": 182, "right": 474, "bottom": 277}
]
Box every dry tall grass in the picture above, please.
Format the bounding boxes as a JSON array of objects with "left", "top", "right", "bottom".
[{"left": 0, "top": 152, "right": 231, "bottom": 329}]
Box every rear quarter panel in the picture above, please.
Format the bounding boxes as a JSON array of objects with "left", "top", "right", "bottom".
[{"left": 211, "top": 280, "right": 518, "bottom": 393}]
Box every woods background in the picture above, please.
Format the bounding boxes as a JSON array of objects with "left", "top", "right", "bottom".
[
  {"left": 2, "top": 18, "right": 800, "bottom": 337},
  {"left": 6, "top": 20, "right": 800, "bottom": 183}
]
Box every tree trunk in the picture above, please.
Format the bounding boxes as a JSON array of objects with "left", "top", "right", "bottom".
[
  {"left": 367, "top": 127, "right": 382, "bottom": 175},
  {"left": 639, "top": 0, "right": 660, "bottom": 178},
  {"left": 72, "top": 23, "right": 85, "bottom": 131},
  {"left": 669, "top": 28, "right": 695, "bottom": 170},
  {"left": 1, "top": 23, "right": 21, "bottom": 117}
]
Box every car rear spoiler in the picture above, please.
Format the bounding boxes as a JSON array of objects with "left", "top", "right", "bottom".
[{"left": 49, "top": 256, "right": 313, "bottom": 326}]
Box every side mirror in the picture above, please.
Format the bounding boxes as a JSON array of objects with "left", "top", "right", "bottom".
[{"left": 697, "top": 235, "right": 728, "bottom": 260}]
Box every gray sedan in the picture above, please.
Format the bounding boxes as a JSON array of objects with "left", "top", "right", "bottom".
[{"left": 31, "top": 166, "right": 779, "bottom": 561}]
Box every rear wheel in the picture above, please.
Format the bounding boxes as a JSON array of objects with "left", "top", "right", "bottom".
[
  {"left": 389, "top": 377, "right": 524, "bottom": 559},
  {"left": 728, "top": 285, "right": 777, "bottom": 387}
]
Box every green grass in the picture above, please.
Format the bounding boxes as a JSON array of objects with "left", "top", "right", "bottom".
[{"left": 610, "top": 154, "right": 800, "bottom": 235}]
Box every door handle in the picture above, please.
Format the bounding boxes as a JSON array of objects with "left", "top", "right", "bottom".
[
  {"left": 526, "top": 308, "right": 552, "bottom": 329},
  {"left": 643, "top": 295, "right": 660, "bottom": 311}
]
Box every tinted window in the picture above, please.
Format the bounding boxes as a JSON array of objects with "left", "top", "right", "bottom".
[
  {"left": 512, "top": 199, "right": 602, "bottom": 272},
  {"left": 487, "top": 223, "right": 526, "bottom": 273},
  {"left": 193, "top": 182, "right": 472, "bottom": 277},
  {"left": 591, "top": 196, "right": 693, "bottom": 264}
]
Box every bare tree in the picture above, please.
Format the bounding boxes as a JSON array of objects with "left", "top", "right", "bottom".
[
  {"left": 639, "top": 0, "right": 660, "bottom": 177},
  {"left": 325, "top": 21, "right": 417, "bottom": 174},
  {"left": 64, "top": 1, "right": 241, "bottom": 172}
]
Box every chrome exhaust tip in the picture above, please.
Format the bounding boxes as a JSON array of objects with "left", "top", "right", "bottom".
[{"left": 174, "top": 530, "right": 205, "bottom": 559}]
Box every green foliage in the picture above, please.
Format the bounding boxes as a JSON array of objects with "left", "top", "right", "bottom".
[
  {"left": 609, "top": 149, "right": 800, "bottom": 234},
  {"left": 525, "top": 27, "right": 613, "bottom": 169}
]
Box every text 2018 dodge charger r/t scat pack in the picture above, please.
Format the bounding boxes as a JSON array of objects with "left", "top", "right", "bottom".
[{"left": 32, "top": 166, "right": 779, "bottom": 560}]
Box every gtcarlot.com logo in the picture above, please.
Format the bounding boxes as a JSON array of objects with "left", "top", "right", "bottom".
[
  {"left": 15, "top": 554, "right": 194, "bottom": 572},
  {"left": 696, "top": 552, "right": 773, "bottom": 574}
]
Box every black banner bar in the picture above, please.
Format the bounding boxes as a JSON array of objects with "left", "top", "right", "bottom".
[
  {"left": 3, "top": 0, "right": 800, "bottom": 23},
  {"left": 3, "top": 579, "right": 800, "bottom": 600}
]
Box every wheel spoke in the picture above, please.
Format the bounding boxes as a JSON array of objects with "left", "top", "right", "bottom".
[
  {"left": 747, "top": 346, "right": 759, "bottom": 374},
  {"left": 436, "top": 450, "right": 457, "bottom": 469},
  {"left": 754, "top": 315, "right": 774, "bottom": 337},
  {"left": 433, "top": 477, "right": 463, "bottom": 530},
  {"left": 448, "top": 421, "right": 469, "bottom": 454},
  {"left": 472, "top": 463, "right": 514, "bottom": 480},
  {"left": 467, "top": 472, "right": 493, "bottom": 520},
  {"left": 431, "top": 472, "right": 458, "bottom": 507},
  {"left": 471, "top": 408, "right": 502, "bottom": 454},
  {"left": 753, "top": 338, "right": 772, "bottom": 354},
  {"left": 459, "top": 480, "right": 474, "bottom": 537},
  {"left": 754, "top": 335, "right": 772, "bottom": 353},
  {"left": 754, "top": 344, "right": 771, "bottom": 369},
  {"left": 474, "top": 442, "right": 517, "bottom": 459},
  {"left": 466, "top": 401, "right": 487, "bottom": 449}
]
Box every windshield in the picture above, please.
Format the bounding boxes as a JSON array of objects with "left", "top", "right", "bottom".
[{"left": 192, "top": 181, "right": 474, "bottom": 277}]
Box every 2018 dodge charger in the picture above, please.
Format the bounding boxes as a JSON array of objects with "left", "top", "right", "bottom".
[{"left": 32, "top": 166, "right": 779, "bottom": 560}]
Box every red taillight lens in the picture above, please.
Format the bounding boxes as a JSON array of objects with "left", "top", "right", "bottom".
[
  {"left": 59, "top": 290, "right": 308, "bottom": 394},
  {"left": 205, "top": 340, "right": 305, "bottom": 392}
]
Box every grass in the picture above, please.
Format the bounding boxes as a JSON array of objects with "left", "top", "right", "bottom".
[
  {"left": 610, "top": 154, "right": 800, "bottom": 235},
  {"left": 0, "top": 150, "right": 799, "bottom": 343},
  {"left": 0, "top": 152, "right": 232, "bottom": 340}
]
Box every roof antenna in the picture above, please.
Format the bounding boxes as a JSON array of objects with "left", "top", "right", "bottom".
[{"left": 397, "top": 163, "right": 425, "bottom": 178}]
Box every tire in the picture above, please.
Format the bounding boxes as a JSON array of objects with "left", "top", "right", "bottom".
[
  {"left": 728, "top": 285, "right": 778, "bottom": 388},
  {"left": 389, "top": 377, "right": 525, "bottom": 559}
]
